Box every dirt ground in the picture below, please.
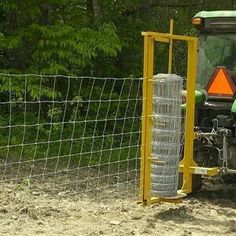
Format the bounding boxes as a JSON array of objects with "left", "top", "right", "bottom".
[{"left": 0, "top": 178, "right": 235, "bottom": 236}]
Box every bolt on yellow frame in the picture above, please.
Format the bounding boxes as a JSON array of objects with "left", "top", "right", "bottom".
[{"left": 140, "top": 21, "right": 218, "bottom": 206}]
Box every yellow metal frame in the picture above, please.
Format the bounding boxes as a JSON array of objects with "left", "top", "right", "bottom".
[{"left": 140, "top": 21, "right": 219, "bottom": 205}]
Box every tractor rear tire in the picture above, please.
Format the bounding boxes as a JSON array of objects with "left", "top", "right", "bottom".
[{"left": 222, "top": 174, "right": 236, "bottom": 184}]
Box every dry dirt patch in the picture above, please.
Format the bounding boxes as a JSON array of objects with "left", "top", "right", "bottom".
[{"left": 0, "top": 179, "right": 235, "bottom": 236}]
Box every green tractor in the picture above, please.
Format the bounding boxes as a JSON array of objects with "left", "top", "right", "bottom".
[{"left": 190, "top": 10, "right": 236, "bottom": 185}]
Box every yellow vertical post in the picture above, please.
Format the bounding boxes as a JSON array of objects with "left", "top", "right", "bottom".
[
  {"left": 182, "top": 39, "right": 198, "bottom": 193},
  {"left": 168, "top": 19, "right": 174, "bottom": 74},
  {"left": 140, "top": 34, "right": 154, "bottom": 205},
  {"left": 140, "top": 35, "right": 148, "bottom": 202}
]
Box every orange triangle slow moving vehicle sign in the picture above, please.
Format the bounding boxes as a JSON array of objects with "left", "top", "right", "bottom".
[{"left": 207, "top": 67, "right": 236, "bottom": 97}]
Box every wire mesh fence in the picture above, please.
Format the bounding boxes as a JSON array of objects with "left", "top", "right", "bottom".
[
  {"left": 151, "top": 74, "right": 183, "bottom": 197},
  {"left": 0, "top": 73, "right": 143, "bottom": 197}
]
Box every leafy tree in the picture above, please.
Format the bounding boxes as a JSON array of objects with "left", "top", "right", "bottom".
[{"left": 0, "top": 0, "right": 234, "bottom": 168}]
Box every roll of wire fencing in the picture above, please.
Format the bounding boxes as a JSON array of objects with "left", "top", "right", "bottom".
[{"left": 151, "top": 74, "right": 183, "bottom": 197}]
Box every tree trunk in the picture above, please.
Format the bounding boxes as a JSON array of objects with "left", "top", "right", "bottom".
[{"left": 92, "top": 0, "right": 103, "bottom": 27}]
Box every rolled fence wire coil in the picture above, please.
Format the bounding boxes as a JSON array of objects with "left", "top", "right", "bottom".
[{"left": 151, "top": 74, "right": 183, "bottom": 197}]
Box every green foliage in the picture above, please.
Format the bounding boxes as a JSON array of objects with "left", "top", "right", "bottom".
[
  {"left": 0, "top": 0, "right": 233, "bottom": 76},
  {"left": 0, "top": 0, "right": 234, "bottom": 171},
  {"left": 31, "top": 23, "right": 120, "bottom": 74}
]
